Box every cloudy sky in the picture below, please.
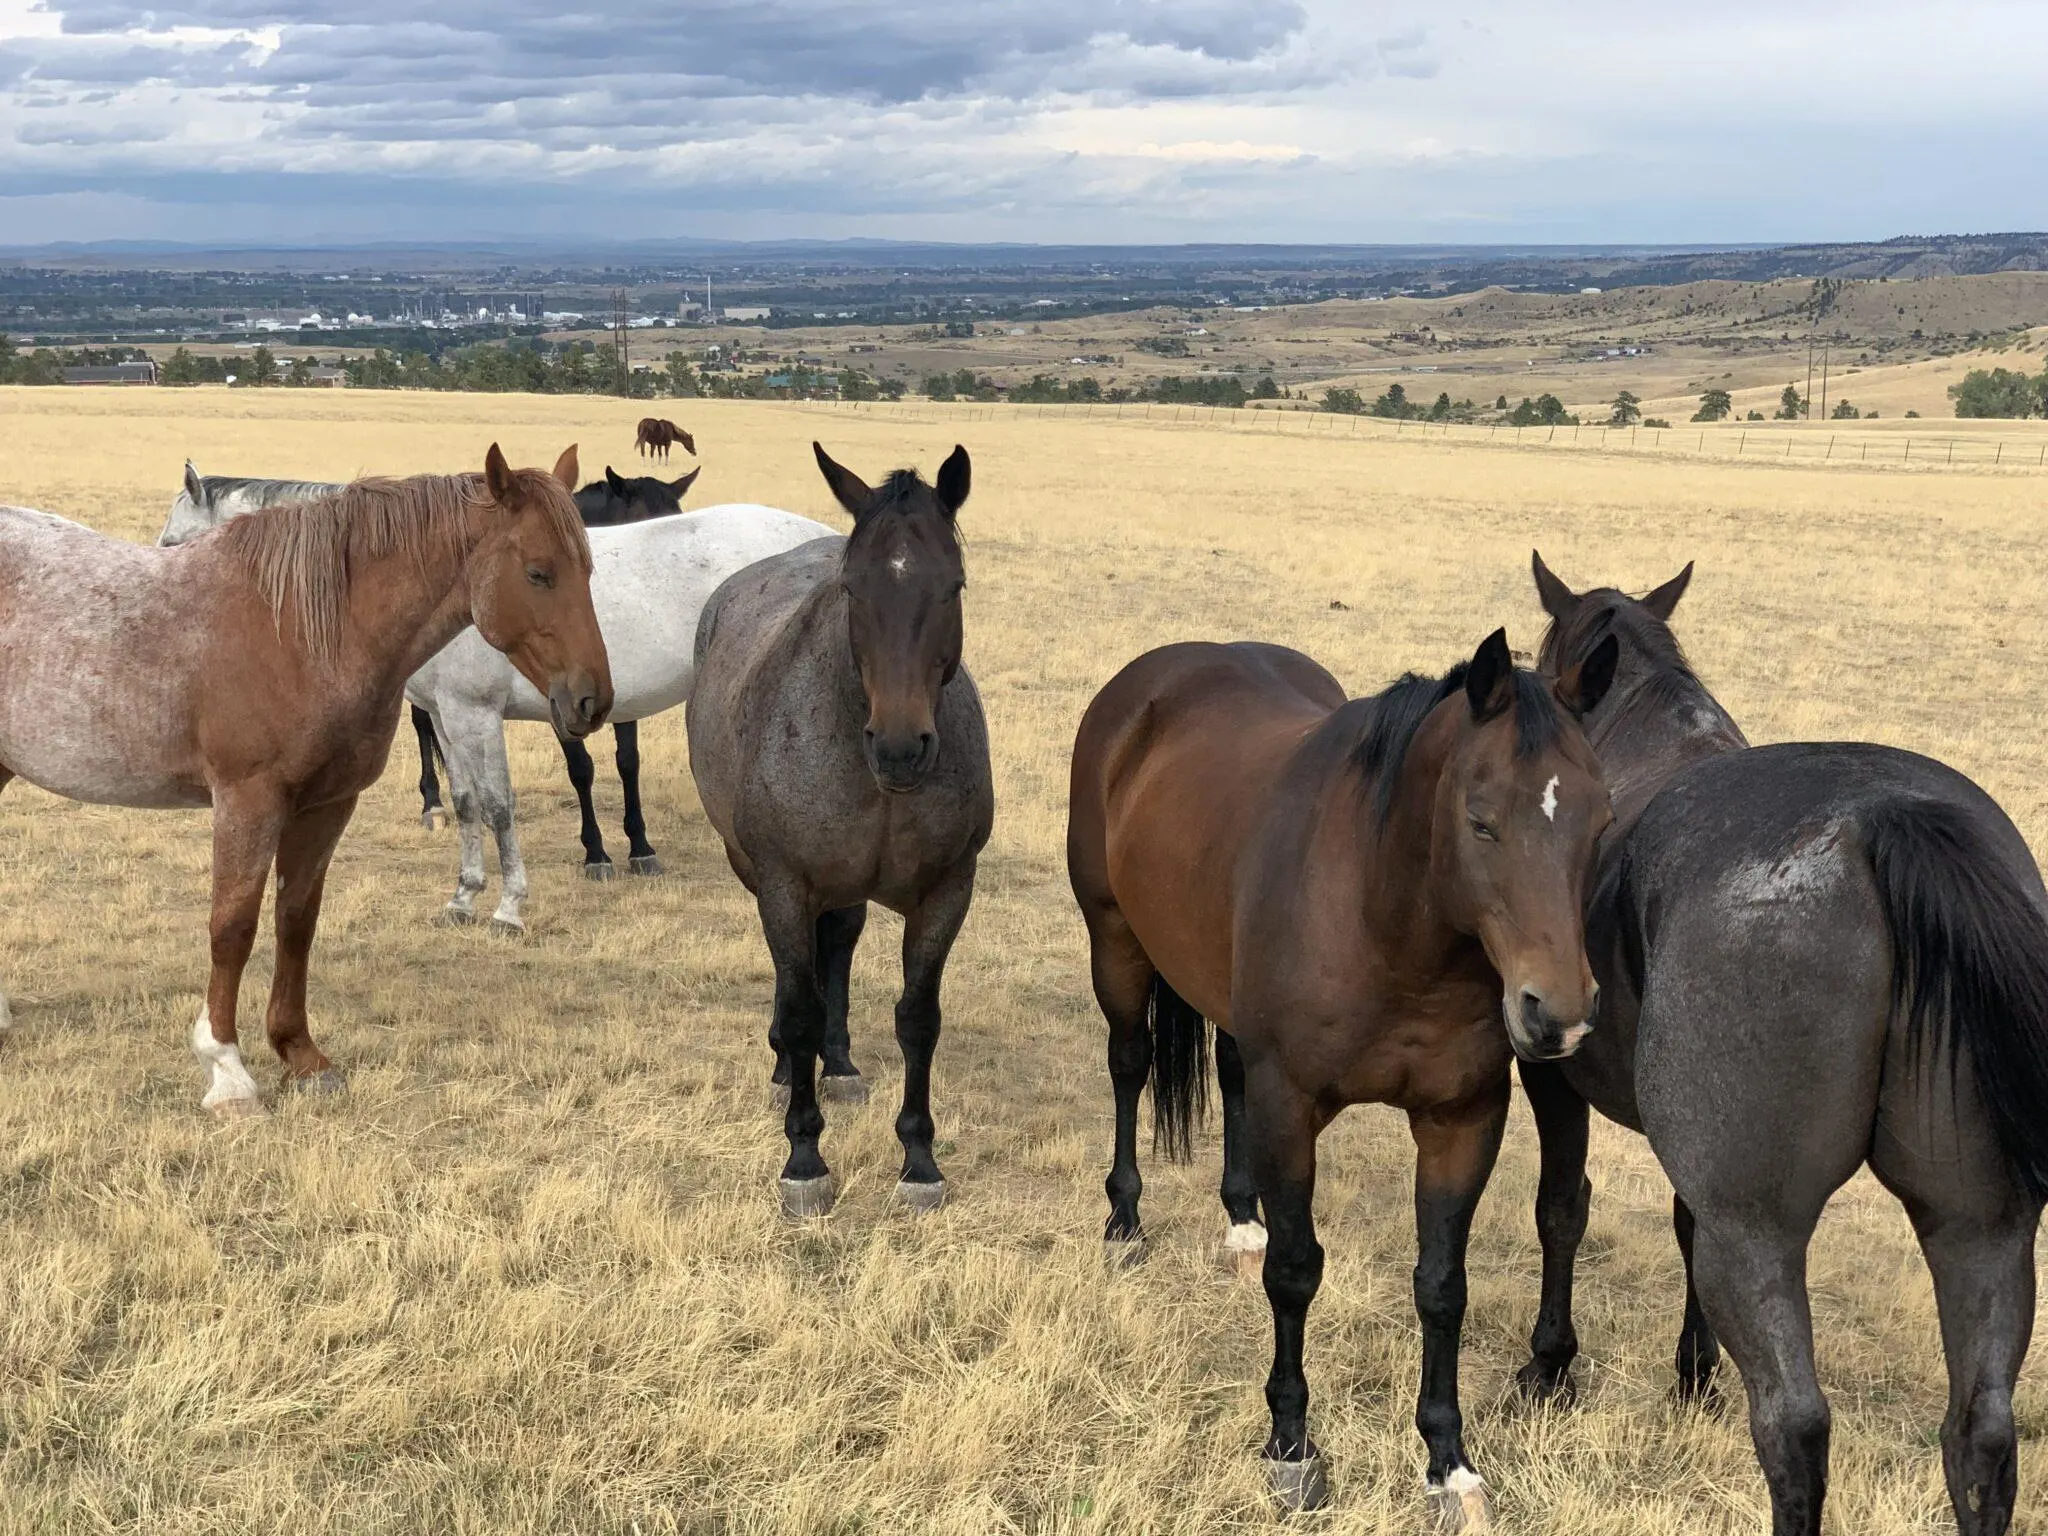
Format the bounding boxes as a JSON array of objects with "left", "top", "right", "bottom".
[{"left": 1, "top": 0, "right": 2043, "bottom": 247}]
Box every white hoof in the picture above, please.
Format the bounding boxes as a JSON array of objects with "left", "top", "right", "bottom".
[
  {"left": 0, "top": 991, "right": 13, "bottom": 1035},
  {"left": 422, "top": 807, "right": 448, "bottom": 831},
  {"left": 820, "top": 1072, "right": 869, "bottom": 1105},
  {"left": 1266, "top": 1454, "right": 1330, "bottom": 1512},
  {"left": 191, "top": 1009, "right": 264, "bottom": 1119},
  {"left": 1221, "top": 1220, "right": 1268, "bottom": 1281},
  {"left": 895, "top": 1177, "right": 947, "bottom": 1212},
  {"left": 488, "top": 915, "right": 526, "bottom": 938},
  {"left": 1426, "top": 1468, "right": 1494, "bottom": 1532},
  {"left": 779, "top": 1174, "right": 836, "bottom": 1218}
]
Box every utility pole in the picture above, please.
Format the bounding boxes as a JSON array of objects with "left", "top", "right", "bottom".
[
  {"left": 1818, "top": 342, "right": 1830, "bottom": 424},
  {"left": 611, "top": 288, "right": 630, "bottom": 395},
  {"left": 1805, "top": 335, "right": 1815, "bottom": 421}
]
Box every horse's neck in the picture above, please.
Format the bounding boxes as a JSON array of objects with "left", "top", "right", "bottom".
[
  {"left": 1593, "top": 659, "right": 1749, "bottom": 830},
  {"left": 335, "top": 518, "right": 481, "bottom": 696},
  {"left": 1359, "top": 713, "right": 1469, "bottom": 969}
]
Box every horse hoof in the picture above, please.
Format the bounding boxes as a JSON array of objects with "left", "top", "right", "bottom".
[
  {"left": 441, "top": 906, "right": 478, "bottom": 927},
  {"left": 820, "top": 1072, "right": 869, "bottom": 1105},
  {"left": 421, "top": 808, "right": 447, "bottom": 831},
  {"left": 583, "top": 861, "right": 616, "bottom": 882},
  {"left": 1265, "top": 1454, "right": 1330, "bottom": 1513},
  {"left": 288, "top": 1067, "right": 348, "bottom": 1096},
  {"left": 1220, "top": 1220, "right": 1268, "bottom": 1281},
  {"left": 628, "top": 854, "right": 663, "bottom": 877},
  {"left": 779, "top": 1175, "right": 836, "bottom": 1219},
  {"left": 207, "top": 1096, "right": 269, "bottom": 1123},
  {"left": 1514, "top": 1359, "right": 1579, "bottom": 1409},
  {"left": 896, "top": 1177, "right": 947, "bottom": 1213},
  {"left": 1426, "top": 1469, "right": 1494, "bottom": 1532},
  {"left": 488, "top": 917, "right": 526, "bottom": 938},
  {"left": 769, "top": 1083, "right": 792, "bottom": 1113},
  {"left": 1102, "top": 1234, "right": 1147, "bottom": 1270}
]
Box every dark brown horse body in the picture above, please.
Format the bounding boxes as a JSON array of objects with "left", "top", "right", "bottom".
[
  {"left": 635, "top": 417, "right": 695, "bottom": 463},
  {"left": 1068, "top": 631, "right": 1616, "bottom": 1523}
]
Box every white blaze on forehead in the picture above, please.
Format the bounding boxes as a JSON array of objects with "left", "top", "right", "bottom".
[
  {"left": 1541, "top": 775, "right": 1560, "bottom": 822},
  {"left": 889, "top": 548, "right": 911, "bottom": 580}
]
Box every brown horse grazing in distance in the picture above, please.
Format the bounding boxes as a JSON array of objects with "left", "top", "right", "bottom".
[
  {"left": 689, "top": 443, "right": 991, "bottom": 1218},
  {"left": 0, "top": 446, "right": 610, "bottom": 1118},
  {"left": 1068, "top": 629, "right": 1618, "bottom": 1524},
  {"left": 635, "top": 417, "right": 695, "bottom": 462}
]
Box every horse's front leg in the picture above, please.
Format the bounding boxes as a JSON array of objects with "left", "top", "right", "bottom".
[
  {"left": 264, "top": 795, "right": 357, "bottom": 1093},
  {"left": 894, "top": 859, "right": 974, "bottom": 1208},
  {"left": 1516, "top": 1058, "right": 1590, "bottom": 1403},
  {"left": 1245, "top": 1053, "right": 1329, "bottom": 1510},
  {"left": 758, "top": 876, "right": 833, "bottom": 1216},
  {"left": 1409, "top": 1080, "right": 1512, "bottom": 1531},
  {"left": 191, "top": 784, "right": 288, "bottom": 1119},
  {"left": 614, "top": 721, "right": 661, "bottom": 875},
  {"left": 411, "top": 704, "right": 446, "bottom": 829}
]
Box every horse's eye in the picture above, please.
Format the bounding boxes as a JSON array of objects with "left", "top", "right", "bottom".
[
  {"left": 1469, "top": 815, "right": 1499, "bottom": 842},
  {"left": 526, "top": 565, "right": 555, "bottom": 590}
]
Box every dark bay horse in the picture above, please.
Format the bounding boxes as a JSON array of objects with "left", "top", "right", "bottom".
[
  {"left": 1521, "top": 554, "right": 2048, "bottom": 1536},
  {"left": 413, "top": 462, "right": 701, "bottom": 841},
  {"left": 2, "top": 447, "right": 609, "bottom": 1116},
  {"left": 1068, "top": 629, "right": 1618, "bottom": 1522},
  {"left": 636, "top": 417, "right": 695, "bottom": 463},
  {"left": 688, "top": 443, "right": 991, "bottom": 1217}
]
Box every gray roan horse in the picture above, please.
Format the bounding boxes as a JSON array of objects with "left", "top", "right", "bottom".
[
  {"left": 1518, "top": 553, "right": 2048, "bottom": 1536},
  {"left": 688, "top": 443, "right": 992, "bottom": 1217}
]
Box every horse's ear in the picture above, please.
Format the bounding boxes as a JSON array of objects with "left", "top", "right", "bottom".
[
  {"left": 183, "top": 460, "right": 205, "bottom": 507},
  {"left": 552, "top": 444, "right": 580, "bottom": 491},
  {"left": 936, "top": 444, "right": 971, "bottom": 517},
  {"left": 1641, "top": 561, "right": 1693, "bottom": 621},
  {"left": 1464, "top": 628, "right": 1515, "bottom": 721},
  {"left": 1556, "top": 632, "right": 1620, "bottom": 717},
  {"left": 671, "top": 466, "right": 701, "bottom": 500},
  {"left": 1532, "top": 550, "right": 1577, "bottom": 620},
  {"left": 484, "top": 443, "right": 516, "bottom": 503},
  {"left": 606, "top": 466, "right": 627, "bottom": 494},
  {"left": 814, "top": 441, "right": 873, "bottom": 519}
]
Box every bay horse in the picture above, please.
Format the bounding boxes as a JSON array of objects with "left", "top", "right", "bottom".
[
  {"left": 1068, "top": 629, "right": 1618, "bottom": 1523},
  {"left": 1519, "top": 554, "right": 2048, "bottom": 1536},
  {"left": 4, "top": 446, "right": 609, "bottom": 1117},
  {"left": 636, "top": 417, "right": 695, "bottom": 463},
  {"left": 688, "top": 443, "right": 991, "bottom": 1218},
  {"left": 410, "top": 502, "right": 836, "bottom": 930}
]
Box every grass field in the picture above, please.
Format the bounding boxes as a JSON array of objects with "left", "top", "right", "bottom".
[{"left": 0, "top": 385, "right": 2043, "bottom": 1534}]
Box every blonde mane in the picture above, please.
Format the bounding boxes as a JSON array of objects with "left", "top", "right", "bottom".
[{"left": 216, "top": 469, "right": 590, "bottom": 661}]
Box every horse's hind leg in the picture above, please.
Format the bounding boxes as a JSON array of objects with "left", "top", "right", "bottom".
[
  {"left": 1215, "top": 1029, "right": 1267, "bottom": 1278},
  {"left": 893, "top": 859, "right": 973, "bottom": 1210},
  {"left": 411, "top": 705, "right": 446, "bottom": 829},
  {"left": 1672, "top": 1194, "right": 1724, "bottom": 1403},
  {"left": 264, "top": 795, "right": 357, "bottom": 1092},
  {"left": 1872, "top": 1086, "right": 2039, "bottom": 1534},
  {"left": 818, "top": 903, "right": 868, "bottom": 1101},
  {"left": 1084, "top": 902, "right": 1156, "bottom": 1259},
  {"left": 614, "top": 721, "right": 660, "bottom": 875}
]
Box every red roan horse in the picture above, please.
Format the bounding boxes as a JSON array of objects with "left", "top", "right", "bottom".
[
  {"left": 0, "top": 446, "right": 610, "bottom": 1117},
  {"left": 1068, "top": 629, "right": 1616, "bottom": 1523}
]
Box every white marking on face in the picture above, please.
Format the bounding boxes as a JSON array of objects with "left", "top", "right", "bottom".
[
  {"left": 889, "top": 548, "right": 910, "bottom": 580},
  {"left": 1541, "top": 774, "right": 1559, "bottom": 822}
]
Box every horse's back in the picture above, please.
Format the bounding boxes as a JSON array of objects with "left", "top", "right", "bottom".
[
  {"left": 1069, "top": 641, "right": 1345, "bottom": 1022},
  {"left": 1618, "top": 742, "right": 2040, "bottom": 1213}
]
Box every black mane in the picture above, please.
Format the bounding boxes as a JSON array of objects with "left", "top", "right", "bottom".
[{"left": 1332, "top": 662, "right": 1564, "bottom": 824}]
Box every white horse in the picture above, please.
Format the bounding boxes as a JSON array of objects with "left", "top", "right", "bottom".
[
  {"left": 406, "top": 505, "right": 836, "bottom": 932},
  {"left": 162, "top": 464, "right": 837, "bottom": 931}
]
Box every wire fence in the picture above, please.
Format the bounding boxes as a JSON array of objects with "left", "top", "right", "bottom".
[{"left": 794, "top": 397, "right": 2048, "bottom": 472}]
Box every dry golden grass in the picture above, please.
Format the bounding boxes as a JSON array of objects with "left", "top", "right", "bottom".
[{"left": 0, "top": 385, "right": 2043, "bottom": 1534}]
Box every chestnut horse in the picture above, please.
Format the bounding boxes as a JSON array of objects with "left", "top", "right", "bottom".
[
  {"left": 0, "top": 446, "right": 610, "bottom": 1118},
  {"left": 636, "top": 417, "right": 695, "bottom": 463},
  {"left": 1068, "top": 629, "right": 1617, "bottom": 1524}
]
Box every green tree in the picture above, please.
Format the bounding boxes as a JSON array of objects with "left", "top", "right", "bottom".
[
  {"left": 1252, "top": 374, "right": 1281, "bottom": 399},
  {"left": 246, "top": 345, "right": 280, "bottom": 387},
  {"left": 1321, "top": 386, "right": 1366, "bottom": 414},
  {"left": 1692, "top": 388, "right": 1732, "bottom": 422},
  {"left": 1775, "top": 383, "right": 1805, "bottom": 420},
  {"left": 1830, "top": 398, "right": 1860, "bottom": 419},
  {"left": 922, "top": 372, "right": 956, "bottom": 401},
  {"left": 1495, "top": 393, "right": 1509, "bottom": 411},
  {"left": 663, "top": 352, "right": 699, "bottom": 397},
  {"left": 838, "top": 367, "right": 881, "bottom": 401},
  {"left": 1609, "top": 390, "right": 1642, "bottom": 426},
  {"left": 1948, "top": 367, "right": 2043, "bottom": 418}
]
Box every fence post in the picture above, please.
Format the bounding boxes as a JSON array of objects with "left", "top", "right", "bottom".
[
  {"left": 1905, "top": 439, "right": 1912, "bottom": 461},
  {"left": 1739, "top": 431, "right": 1746, "bottom": 454},
  {"left": 1698, "top": 431, "right": 1704, "bottom": 450},
  {"left": 1947, "top": 440, "right": 1955, "bottom": 464},
  {"left": 1826, "top": 435, "right": 1834, "bottom": 461},
  {"left": 1996, "top": 442, "right": 2003, "bottom": 464}
]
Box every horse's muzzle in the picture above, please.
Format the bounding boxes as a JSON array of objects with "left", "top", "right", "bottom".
[
  {"left": 1504, "top": 986, "right": 1596, "bottom": 1062},
  {"left": 549, "top": 676, "right": 612, "bottom": 739},
  {"left": 865, "top": 728, "right": 938, "bottom": 794}
]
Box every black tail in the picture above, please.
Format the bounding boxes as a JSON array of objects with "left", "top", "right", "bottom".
[
  {"left": 1866, "top": 799, "right": 2048, "bottom": 1199},
  {"left": 1148, "top": 974, "right": 1210, "bottom": 1164}
]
